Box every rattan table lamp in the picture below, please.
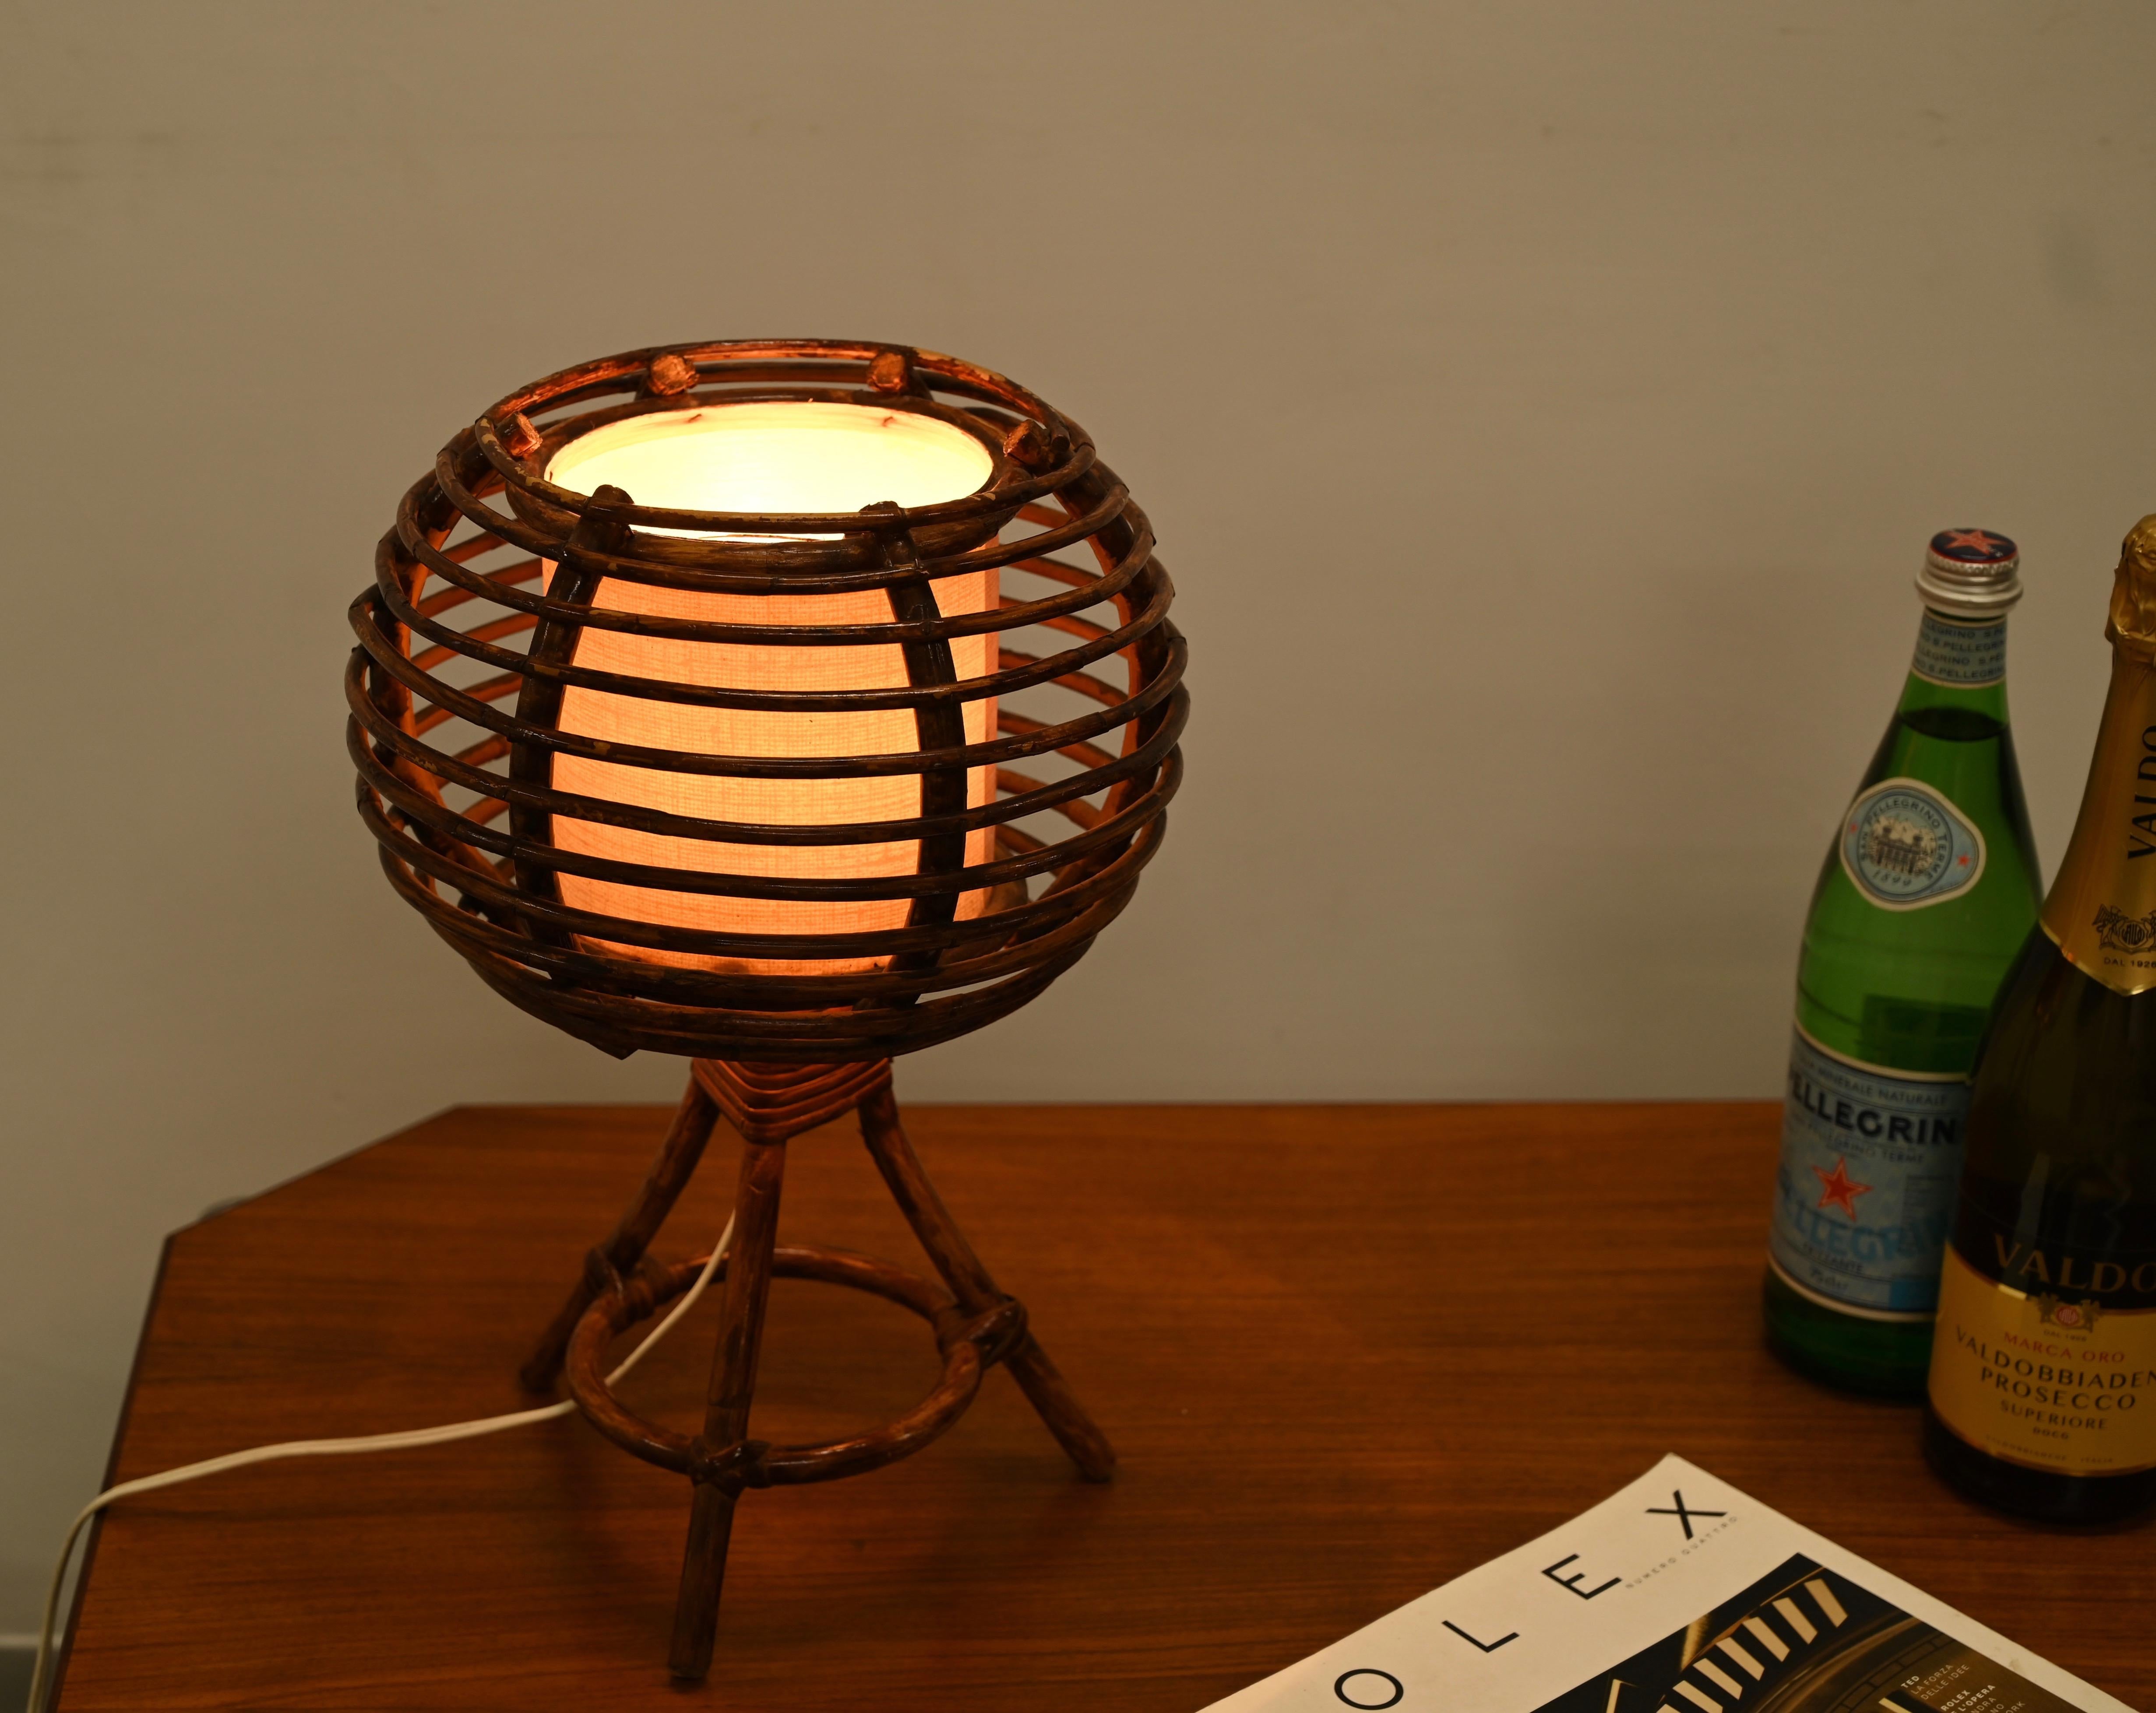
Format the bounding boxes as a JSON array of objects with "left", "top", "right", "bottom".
[{"left": 345, "top": 338, "right": 1187, "bottom": 1679}]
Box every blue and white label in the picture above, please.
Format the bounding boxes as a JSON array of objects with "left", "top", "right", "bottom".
[
  {"left": 1768, "top": 1028, "right": 1969, "bottom": 1317},
  {"left": 1911, "top": 611, "right": 2006, "bottom": 687},
  {"left": 1838, "top": 778, "right": 1987, "bottom": 911}
]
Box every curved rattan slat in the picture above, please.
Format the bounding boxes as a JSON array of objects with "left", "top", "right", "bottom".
[
  {"left": 400, "top": 508, "right": 1153, "bottom": 648},
  {"left": 374, "top": 530, "right": 1171, "bottom": 716},
  {"left": 406, "top": 447, "right": 1151, "bottom": 634},
  {"left": 372, "top": 809, "right": 1157, "bottom": 990},
  {"left": 359, "top": 722, "right": 1177, "bottom": 921},
  {"left": 358, "top": 605, "right": 1186, "bottom": 782},
  {"left": 349, "top": 665, "right": 1185, "bottom": 854},
  {"left": 435, "top": 438, "right": 1131, "bottom": 598},
  {"left": 351, "top": 337, "right": 1186, "bottom": 1061},
  {"left": 480, "top": 348, "right": 1086, "bottom": 535},
  {"left": 356, "top": 716, "right": 1177, "bottom": 913}
]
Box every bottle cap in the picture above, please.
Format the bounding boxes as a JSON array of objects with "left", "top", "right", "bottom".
[
  {"left": 1916, "top": 528, "right": 2021, "bottom": 617},
  {"left": 2107, "top": 514, "right": 2156, "bottom": 659}
]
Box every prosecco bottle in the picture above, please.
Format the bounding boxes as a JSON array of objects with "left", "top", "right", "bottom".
[
  {"left": 1763, "top": 530, "right": 2043, "bottom": 1396},
  {"left": 1924, "top": 516, "right": 2156, "bottom": 1524}
]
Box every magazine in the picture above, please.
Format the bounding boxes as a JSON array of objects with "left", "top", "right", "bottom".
[{"left": 1201, "top": 1455, "right": 2131, "bottom": 1713}]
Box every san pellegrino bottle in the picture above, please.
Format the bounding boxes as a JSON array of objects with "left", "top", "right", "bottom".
[
  {"left": 1925, "top": 516, "right": 2156, "bottom": 1523},
  {"left": 1763, "top": 530, "right": 2043, "bottom": 1395}
]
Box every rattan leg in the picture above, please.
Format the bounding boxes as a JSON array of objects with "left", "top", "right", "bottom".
[
  {"left": 669, "top": 1129, "right": 788, "bottom": 1681},
  {"left": 519, "top": 1075, "right": 720, "bottom": 1393},
  {"left": 856, "top": 1085, "right": 1116, "bottom": 1482}
]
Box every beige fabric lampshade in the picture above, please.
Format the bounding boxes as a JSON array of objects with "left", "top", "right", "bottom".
[{"left": 543, "top": 402, "right": 998, "bottom": 973}]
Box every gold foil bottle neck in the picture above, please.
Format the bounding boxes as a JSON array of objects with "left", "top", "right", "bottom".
[
  {"left": 2106, "top": 513, "right": 2156, "bottom": 660},
  {"left": 2044, "top": 515, "right": 2156, "bottom": 994}
]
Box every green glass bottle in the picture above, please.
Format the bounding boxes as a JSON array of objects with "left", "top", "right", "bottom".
[
  {"left": 1763, "top": 529, "right": 2043, "bottom": 1396},
  {"left": 1924, "top": 516, "right": 2156, "bottom": 1524}
]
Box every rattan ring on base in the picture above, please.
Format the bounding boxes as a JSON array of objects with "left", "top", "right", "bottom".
[{"left": 564, "top": 1244, "right": 1026, "bottom": 1490}]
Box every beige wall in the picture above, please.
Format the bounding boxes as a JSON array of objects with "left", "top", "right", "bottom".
[{"left": 4, "top": 0, "right": 2153, "bottom": 1636}]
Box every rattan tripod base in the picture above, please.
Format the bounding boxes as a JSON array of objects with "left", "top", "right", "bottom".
[{"left": 522, "top": 1061, "right": 1114, "bottom": 1681}]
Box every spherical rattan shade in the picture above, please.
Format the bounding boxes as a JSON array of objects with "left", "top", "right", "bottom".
[
  {"left": 543, "top": 402, "right": 1002, "bottom": 973},
  {"left": 348, "top": 339, "right": 1187, "bottom": 1063}
]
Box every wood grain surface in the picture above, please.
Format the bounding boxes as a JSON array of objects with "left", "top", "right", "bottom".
[{"left": 54, "top": 1102, "right": 2153, "bottom": 1710}]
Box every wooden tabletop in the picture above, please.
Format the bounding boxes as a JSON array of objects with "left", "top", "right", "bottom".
[{"left": 55, "top": 1100, "right": 2153, "bottom": 1711}]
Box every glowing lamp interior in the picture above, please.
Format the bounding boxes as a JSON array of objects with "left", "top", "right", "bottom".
[{"left": 543, "top": 402, "right": 999, "bottom": 973}]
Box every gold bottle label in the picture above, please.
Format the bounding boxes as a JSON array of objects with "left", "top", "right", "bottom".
[
  {"left": 2039, "top": 516, "right": 2156, "bottom": 995},
  {"left": 1928, "top": 1247, "right": 2156, "bottom": 1477}
]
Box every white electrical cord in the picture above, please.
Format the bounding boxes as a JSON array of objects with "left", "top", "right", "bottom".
[{"left": 26, "top": 1219, "right": 733, "bottom": 1713}]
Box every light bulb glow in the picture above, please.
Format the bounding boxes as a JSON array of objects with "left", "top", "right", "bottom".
[{"left": 543, "top": 402, "right": 1000, "bottom": 973}]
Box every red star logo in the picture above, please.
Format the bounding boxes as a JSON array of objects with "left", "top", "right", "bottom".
[
  {"left": 1813, "top": 1156, "right": 1873, "bottom": 1220},
  {"left": 1940, "top": 529, "right": 2003, "bottom": 555}
]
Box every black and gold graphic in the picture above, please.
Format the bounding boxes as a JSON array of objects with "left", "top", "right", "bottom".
[
  {"left": 2092, "top": 903, "right": 2156, "bottom": 956},
  {"left": 1535, "top": 1557, "right": 2077, "bottom": 1713}
]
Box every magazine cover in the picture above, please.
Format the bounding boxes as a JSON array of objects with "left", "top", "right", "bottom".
[{"left": 1202, "top": 1456, "right": 2130, "bottom": 1713}]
